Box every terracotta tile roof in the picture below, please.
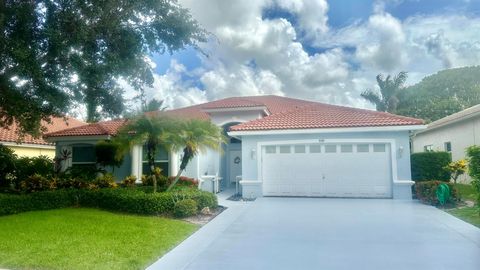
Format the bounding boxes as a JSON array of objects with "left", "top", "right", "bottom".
[
  {"left": 0, "top": 117, "right": 86, "bottom": 145},
  {"left": 230, "top": 103, "right": 423, "bottom": 131},
  {"left": 45, "top": 119, "right": 127, "bottom": 138},
  {"left": 46, "top": 95, "right": 423, "bottom": 137}
]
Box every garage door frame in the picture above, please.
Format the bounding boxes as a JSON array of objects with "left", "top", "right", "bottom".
[{"left": 257, "top": 138, "right": 398, "bottom": 197}]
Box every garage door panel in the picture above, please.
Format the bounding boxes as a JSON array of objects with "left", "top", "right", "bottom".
[{"left": 262, "top": 143, "right": 392, "bottom": 198}]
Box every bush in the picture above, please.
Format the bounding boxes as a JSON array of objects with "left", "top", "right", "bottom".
[
  {"left": 173, "top": 199, "right": 198, "bottom": 218},
  {"left": 466, "top": 145, "right": 480, "bottom": 208},
  {"left": 93, "top": 173, "right": 118, "bottom": 188},
  {"left": 415, "top": 181, "right": 458, "bottom": 206},
  {"left": 0, "top": 145, "right": 17, "bottom": 187},
  {"left": 411, "top": 152, "right": 452, "bottom": 181},
  {"left": 95, "top": 140, "right": 124, "bottom": 169},
  {"left": 19, "top": 174, "right": 55, "bottom": 193},
  {"left": 0, "top": 185, "right": 218, "bottom": 217},
  {"left": 167, "top": 176, "right": 199, "bottom": 188},
  {"left": 122, "top": 175, "right": 137, "bottom": 187},
  {"left": 0, "top": 190, "right": 76, "bottom": 215},
  {"left": 15, "top": 155, "right": 54, "bottom": 181}
]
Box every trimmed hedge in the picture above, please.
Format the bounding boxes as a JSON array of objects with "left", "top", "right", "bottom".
[
  {"left": 0, "top": 188, "right": 217, "bottom": 217},
  {"left": 0, "top": 190, "right": 76, "bottom": 216},
  {"left": 411, "top": 152, "right": 451, "bottom": 181},
  {"left": 415, "top": 181, "right": 458, "bottom": 206},
  {"left": 174, "top": 199, "right": 198, "bottom": 218}
]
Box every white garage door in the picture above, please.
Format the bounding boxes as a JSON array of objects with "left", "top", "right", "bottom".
[{"left": 261, "top": 143, "right": 392, "bottom": 198}]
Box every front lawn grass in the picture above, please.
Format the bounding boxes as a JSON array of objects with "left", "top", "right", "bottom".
[
  {"left": 447, "top": 207, "right": 480, "bottom": 228},
  {"left": 455, "top": 183, "right": 477, "bottom": 201},
  {"left": 0, "top": 208, "right": 198, "bottom": 270}
]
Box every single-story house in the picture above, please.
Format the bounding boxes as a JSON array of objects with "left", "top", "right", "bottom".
[
  {"left": 0, "top": 117, "right": 85, "bottom": 158},
  {"left": 412, "top": 104, "right": 480, "bottom": 183},
  {"left": 45, "top": 95, "right": 424, "bottom": 199}
]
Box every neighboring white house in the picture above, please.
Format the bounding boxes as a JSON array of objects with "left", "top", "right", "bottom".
[
  {"left": 412, "top": 104, "right": 480, "bottom": 183},
  {"left": 45, "top": 95, "right": 424, "bottom": 200}
]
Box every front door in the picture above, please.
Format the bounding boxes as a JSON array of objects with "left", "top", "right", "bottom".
[{"left": 229, "top": 150, "right": 242, "bottom": 185}]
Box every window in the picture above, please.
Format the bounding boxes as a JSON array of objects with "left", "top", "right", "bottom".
[
  {"left": 325, "top": 145, "right": 337, "bottom": 153},
  {"left": 265, "top": 146, "right": 276, "bottom": 154},
  {"left": 294, "top": 145, "right": 306, "bottom": 153},
  {"left": 444, "top": 142, "right": 452, "bottom": 152},
  {"left": 309, "top": 145, "right": 321, "bottom": 153},
  {"left": 357, "top": 144, "right": 369, "bottom": 153},
  {"left": 424, "top": 145, "right": 433, "bottom": 152},
  {"left": 142, "top": 145, "right": 169, "bottom": 175},
  {"left": 373, "top": 144, "right": 386, "bottom": 152},
  {"left": 71, "top": 145, "right": 96, "bottom": 167},
  {"left": 279, "top": 145, "right": 291, "bottom": 153},
  {"left": 340, "top": 144, "right": 353, "bottom": 153}
]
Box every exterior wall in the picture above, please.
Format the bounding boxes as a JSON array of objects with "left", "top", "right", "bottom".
[
  {"left": 6, "top": 145, "right": 55, "bottom": 158},
  {"left": 239, "top": 130, "right": 413, "bottom": 199},
  {"left": 412, "top": 116, "right": 479, "bottom": 182}
]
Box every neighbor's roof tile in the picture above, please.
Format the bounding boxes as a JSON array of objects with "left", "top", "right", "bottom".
[{"left": 0, "top": 117, "right": 86, "bottom": 145}]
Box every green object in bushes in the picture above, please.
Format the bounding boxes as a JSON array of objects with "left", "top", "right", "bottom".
[
  {"left": 411, "top": 152, "right": 452, "bottom": 181},
  {"left": 174, "top": 199, "right": 198, "bottom": 218},
  {"left": 436, "top": 183, "right": 450, "bottom": 205},
  {"left": 415, "top": 181, "right": 457, "bottom": 206}
]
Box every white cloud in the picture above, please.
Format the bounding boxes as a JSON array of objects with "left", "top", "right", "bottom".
[{"left": 135, "top": 1, "right": 480, "bottom": 111}]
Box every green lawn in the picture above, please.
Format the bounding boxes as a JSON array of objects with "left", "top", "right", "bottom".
[
  {"left": 0, "top": 208, "right": 198, "bottom": 270},
  {"left": 447, "top": 207, "right": 480, "bottom": 228},
  {"left": 455, "top": 183, "right": 477, "bottom": 201}
]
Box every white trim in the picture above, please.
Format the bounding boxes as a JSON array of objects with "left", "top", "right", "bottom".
[
  {"left": 229, "top": 125, "right": 426, "bottom": 136},
  {"left": 203, "top": 106, "right": 270, "bottom": 115},
  {"left": 1, "top": 142, "right": 55, "bottom": 149},
  {"left": 393, "top": 180, "right": 415, "bottom": 186},
  {"left": 46, "top": 135, "right": 110, "bottom": 142},
  {"left": 256, "top": 138, "right": 398, "bottom": 197}
]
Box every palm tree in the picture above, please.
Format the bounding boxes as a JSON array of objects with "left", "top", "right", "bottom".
[
  {"left": 361, "top": 71, "right": 408, "bottom": 113},
  {"left": 166, "top": 119, "right": 226, "bottom": 192},
  {"left": 115, "top": 115, "right": 180, "bottom": 193}
]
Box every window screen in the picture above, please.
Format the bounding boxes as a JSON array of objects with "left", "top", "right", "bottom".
[
  {"left": 279, "top": 145, "right": 291, "bottom": 153},
  {"left": 294, "top": 145, "right": 306, "bottom": 153},
  {"left": 265, "top": 146, "right": 276, "bottom": 154},
  {"left": 340, "top": 144, "right": 353, "bottom": 153},
  {"left": 373, "top": 144, "right": 386, "bottom": 152},
  {"left": 309, "top": 145, "right": 321, "bottom": 153},
  {"left": 357, "top": 144, "right": 369, "bottom": 153},
  {"left": 325, "top": 145, "right": 337, "bottom": 153},
  {"left": 72, "top": 145, "right": 96, "bottom": 163}
]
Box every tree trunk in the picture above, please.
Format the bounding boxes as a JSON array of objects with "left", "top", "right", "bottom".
[{"left": 166, "top": 147, "right": 193, "bottom": 191}]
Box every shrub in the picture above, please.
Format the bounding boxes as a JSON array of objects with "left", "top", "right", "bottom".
[
  {"left": 95, "top": 140, "right": 124, "bottom": 169},
  {"left": 64, "top": 165, "right": 99, "bottom": 182},
  {"left": 15, "top": 155, "right": 54, "bottom": 181},
  {"left": 0, "top": 186, "right": 218, "bottom": 217},
  {"left": 0, "top": 145, "right": 17, "bottom": 187},
  {"left": 411, "top": 152, "right": 451, "bottom": 181},
  {"left": 167, "top": 176, "right": 199, "bottom": 188},
  {"left": 19, "top": 174, "right": 55, "bottom": 193},
  {"left": 415, "top": 181, "right": 458, "bottom": 206},
  {"left": 0, "top": 190, "right": 76, "bottom": 215},
  {"left": 122, "top": 175, "right": 137, "bottom": 187},
  {"left": 466, "top": 146, "right": 480, "bottom": 208},
  {"left": 93, "top": 173, "right": 118, "bottom": 188},
  {"left": 173, "top": 199, "right": 198, "bottom": 218}
]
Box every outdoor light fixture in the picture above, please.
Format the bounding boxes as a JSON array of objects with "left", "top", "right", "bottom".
[
  {"left": 251, "top": 148, "right": 256, "bottom": 160},
  {"left": 398, "top": 146, "right": 404, "bottom": 157}
]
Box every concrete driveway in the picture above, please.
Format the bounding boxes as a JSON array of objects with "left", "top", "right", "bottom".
[{"left": 148, "top": 198, "right": 480, "bottom": 270}]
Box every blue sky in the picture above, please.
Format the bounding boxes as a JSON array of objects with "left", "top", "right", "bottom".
[{"left": 137, "top": 0, "right": 480, "bottom": 109}]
